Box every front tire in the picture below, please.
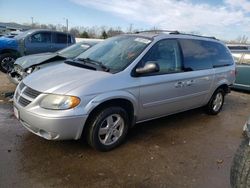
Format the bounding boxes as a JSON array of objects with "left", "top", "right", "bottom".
[
  {"left": 0, "top": 53, "right": 17, "bottom": 73},
  {"left": 206, "top": 88, "right": 225, "bottom": 115},
  {"left": 230, "top": 138, "right": 250, "bottom": 188},
  {"left": 87, "top": 107, "right": 130, "bottom": 151}
]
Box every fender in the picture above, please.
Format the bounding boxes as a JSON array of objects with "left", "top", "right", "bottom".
[{"left": 83, "top": 90, "right": 139, "bottom": 117}]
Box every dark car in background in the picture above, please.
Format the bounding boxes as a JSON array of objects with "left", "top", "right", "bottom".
[
  {"left": 0, "top": 29, "right": 75, "bottom": 73},
  {"left": 9, "top": 40, "right": 102, "bottom": 84},
  {"left": 230, "top": 49, "right": 250, "bottom": 92}
]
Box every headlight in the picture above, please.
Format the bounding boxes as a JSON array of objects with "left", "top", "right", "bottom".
[
  {"left": 40, "top": 94, "right": 81, "bottom": 110},
  {"left": 26, "top": 67, "right": 34, "bottom": 74}
]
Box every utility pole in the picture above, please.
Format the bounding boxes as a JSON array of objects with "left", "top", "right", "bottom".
[
  {"left": 65, "top": 18, "right": 69, "bottom": 46},
  {"left": 31, "top": 17, "right": 34, "bottom": 28}
]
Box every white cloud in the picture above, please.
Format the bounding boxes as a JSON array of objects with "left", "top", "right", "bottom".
[
  {"left": 71, "top": 0, "right": 250, "bottom": 39},
  {"left": 225, "top": 0, "right": 250, "bottom": 12}
]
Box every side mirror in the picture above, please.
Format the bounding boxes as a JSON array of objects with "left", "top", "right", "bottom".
[{"left": 135, "top": 62, "right": 159, "bottom": 76}]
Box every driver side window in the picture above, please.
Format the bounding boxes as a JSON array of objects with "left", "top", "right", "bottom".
[
  {"left": 30, "top": 32, "right": 51, "bottom": 43},
  {"left": 140, "top": 39, "right": 182, "bottom": 74}
]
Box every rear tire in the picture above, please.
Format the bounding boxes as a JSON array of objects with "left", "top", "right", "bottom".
[
  {"left": 0, "top": 53, "right": 17, "bottom": 73},
  {"left": 86, "top": 106, "right": 129, "bottom": 151},
  {"left": 230, "top": 138, "right": 250, "bottom": 188},
  {"left": 206, "top": 88, "right": 225, "bottom": 115}
]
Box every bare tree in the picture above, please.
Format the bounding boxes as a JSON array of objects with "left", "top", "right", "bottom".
[{"left": 236, "top": 35, "right": 248, "bottom": 44}]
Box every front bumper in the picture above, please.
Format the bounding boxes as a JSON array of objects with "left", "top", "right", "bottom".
[{"left": 14, "top": 101, "right": 88, "bottom": 140}]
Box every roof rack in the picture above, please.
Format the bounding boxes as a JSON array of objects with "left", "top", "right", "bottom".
[
  {"left": 171, "top": 32, "right": 217, "bottom": 40},
  {"left": 135, "top": 30, "right": 180, "bottom": 34},
  {"left": 135, "top": 30, "right": 217, "bottom": 40}
]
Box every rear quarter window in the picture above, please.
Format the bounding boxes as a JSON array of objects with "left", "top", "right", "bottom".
[
  {"left": 179, "top": 39, "right": 233, "bottom": 71},
  {"left": 54, "top": 33, "right": 72, "bottom": 44}
]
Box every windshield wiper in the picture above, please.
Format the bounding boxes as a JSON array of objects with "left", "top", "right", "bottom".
[
  {"left": 64, "top": 59, "right": 97, "bottom": 70},
  {"left": 76, "top": 58, "right": 110, "bottom": 72}
]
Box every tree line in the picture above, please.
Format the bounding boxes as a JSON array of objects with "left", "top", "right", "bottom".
[
  {"left": 24, "top": 23, "right": 138, "bottom": 39},
  {"left": 23, "top": 22, "right": 249, "bottom": 43}
]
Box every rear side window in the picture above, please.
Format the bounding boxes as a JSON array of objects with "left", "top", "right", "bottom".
[
  {"left": 30, "top": 32, "right": 51, "bottom": 43},
  {"left": 179, "top": 39, "right": 233, "bottom": 71},
  {"left": 55, "top": 33, "right": 71, "bottom": 44}
]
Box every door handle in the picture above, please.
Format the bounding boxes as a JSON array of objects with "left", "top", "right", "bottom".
[{"left": 175, "top": 81, "right": 184, "bottom": 88}]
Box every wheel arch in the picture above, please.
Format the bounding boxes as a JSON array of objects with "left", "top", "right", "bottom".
[
  {"left": 0, "top": 49, "right": 20, "bottom": 57},
  {"left": 215, "top": 83, "right": 230, "bottom": 95},
  {"left": 81, "top": 96, "right": 137, "bottom": 139}
]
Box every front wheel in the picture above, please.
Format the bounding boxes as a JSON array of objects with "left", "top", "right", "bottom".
[
  {"left": 230, "top": 138, "right": 250, "bottom": 188},
  {"left": 206, "top": 88, "right": 225, "bottom": 115},
  {"left": 86, "top": 107, "right": 130, "bottom": 151},
  {"left": 0, "top": 53, "right": 17, "bottom": 73}
]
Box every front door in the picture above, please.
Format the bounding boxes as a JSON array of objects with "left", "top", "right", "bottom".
[{"left": 25, "top": 31, "right": 52, "bottom": 55}]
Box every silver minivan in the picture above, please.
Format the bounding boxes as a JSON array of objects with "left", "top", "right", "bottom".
[{"left": 13, "top": 31, "right": 236, "bottom": 151}]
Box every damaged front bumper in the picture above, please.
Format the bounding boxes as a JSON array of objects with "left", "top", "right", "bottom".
[{"left": 8, "top": 71, "right": 24, "bottom": 85}]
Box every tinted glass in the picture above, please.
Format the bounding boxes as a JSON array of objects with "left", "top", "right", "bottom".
[
  {"left": 30, "top": 32, "right": 51, "bottom": 43},
  {"left": 228, "top": 46, "right": 249, "bottom": 50},
  {"left": 58, "top": 43, "right": 91, "bottom": 58},
  {"left": 77, "top": 35, "right": 151, "bottom": 72},
  {"left": 179, "top": 39, "right": 233, "bottom": 71},
  {"left": 140, "top": 39, "right": 182, "bottom": 74},
  {"left": 55, "top": 33, "right": 71, "bottom": 44}
]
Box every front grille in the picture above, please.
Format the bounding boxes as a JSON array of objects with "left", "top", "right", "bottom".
[
  {"left": 19, "top": 82, "right": 25, "bottom": 90},
  {"left": 19, "top": 96, "right": 31, "bottom": 107},
  {"left": 15, "top": 82, "right": 41, "bottom": 107},
  {"left": 23, "top": 87, "right": 41, "bottom": 98}
]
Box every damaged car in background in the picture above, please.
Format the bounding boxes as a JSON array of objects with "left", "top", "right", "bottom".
[
  {"left": 8, "top": 40, "right": 102, "bottom": 84},
  {"left": 0, "top": 29, "right": 76, "bottom": 73}
]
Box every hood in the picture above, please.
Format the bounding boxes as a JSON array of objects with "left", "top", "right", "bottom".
[
  {"left": 23, "top": 62, "right": 111, "bottom": 95},
  {"left": 14, "top": 52, "right": 64, "bottom": 69},
  {"left": 0, "top": 37, "right": 18, "bottom": 50}
]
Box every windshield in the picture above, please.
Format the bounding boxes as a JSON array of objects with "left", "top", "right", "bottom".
[
  {"left": 232, "top": 52, "right": 250, "bottom": 65},
  {"left": 58, "top": 42, "right": 94, "bottom": 59},
  {"left": 76, "top": 35, "right": 152, "bottom": 72}
]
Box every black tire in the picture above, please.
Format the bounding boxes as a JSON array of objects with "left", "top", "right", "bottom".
[
  {"left": 230, "top": 138, "right": 250, "bottom": 188},
  {"left": 87, "top": 107, "right": 130, "bottom": 151},
  {"left": 206, "top": 88, "right": 225, "bottom": 115},
  {"left": 0, "top": 53, "right": 17, "bottom": 73}
]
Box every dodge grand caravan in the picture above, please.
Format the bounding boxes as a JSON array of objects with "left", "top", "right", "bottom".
[{"left": 13, "top": 31, "right": 235, "bottom": 151}]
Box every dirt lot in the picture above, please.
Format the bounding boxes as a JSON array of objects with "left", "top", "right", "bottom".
[{"left": 0, "top": 72, "right": 249, "bottom": 188}]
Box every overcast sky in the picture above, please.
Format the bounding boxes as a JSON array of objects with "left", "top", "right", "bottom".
[{"left": 1, "top": 0, "right": 250, "bottom": 40}]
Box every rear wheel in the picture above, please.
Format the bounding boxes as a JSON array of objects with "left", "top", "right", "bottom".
[
  {"left": 206, "top": 88, "right": 225, "bottom": 115},
  {"left": 0, "top": 53, "right": 16, "bottom": 73},
  {"left": 86, "top": 106, "right": 130, "bottom": 151},
  {"left": 230, "top": 138, "right": 250, "bottom": 188}
]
